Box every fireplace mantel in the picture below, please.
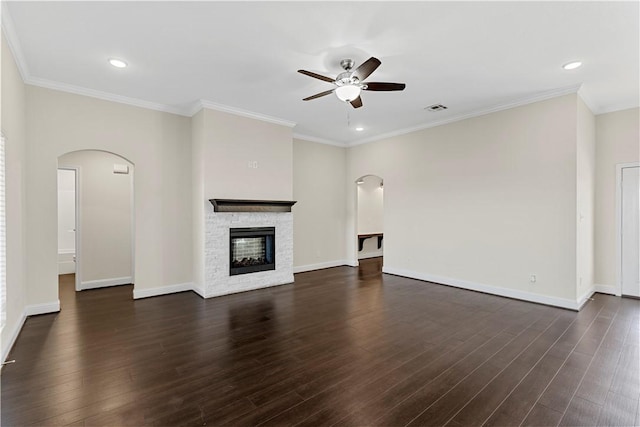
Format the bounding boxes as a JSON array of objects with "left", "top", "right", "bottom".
[{"left": 209, "top": 199, "right": 297, "bottom": 213}]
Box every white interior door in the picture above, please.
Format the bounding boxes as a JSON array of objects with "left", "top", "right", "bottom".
[
  {"left": 57, "top": 169, "right": 77, "bottom": 275},
  {"left": 621, "top": 166, "right": 640, "bottom": 297}
]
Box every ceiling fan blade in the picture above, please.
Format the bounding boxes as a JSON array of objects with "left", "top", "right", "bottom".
[
  {"left": 364, "top": 82, "right": 406, "bottom": 91},
  {"left": 353, "top": 57, "right": 381, "bottom": 81},
  {"left": 298, "top": 69, "right": 335, "bottom": 83},
  {"left": 350, "top": 96, "right": 363, "bottom": 108},
  {"left": 303, "top": 89, "right": 335, "bottom": 101}
]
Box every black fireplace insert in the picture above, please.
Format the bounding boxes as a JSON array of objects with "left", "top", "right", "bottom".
[{"left": 229, "top": 227, "right": 275, "bottom": 276}]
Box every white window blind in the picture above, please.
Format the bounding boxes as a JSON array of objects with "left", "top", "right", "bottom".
[{"left": 0, "top": 133, "right": 6, "bottom": 329}]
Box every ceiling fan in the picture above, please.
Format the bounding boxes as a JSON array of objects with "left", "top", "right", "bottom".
[{"left": 298, "top": 57, "right": 406, "bottom": 108}]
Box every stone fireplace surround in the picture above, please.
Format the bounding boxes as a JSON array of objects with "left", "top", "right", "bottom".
[{"left": 202, "top": 199, "right": 296, "bottom": 298}]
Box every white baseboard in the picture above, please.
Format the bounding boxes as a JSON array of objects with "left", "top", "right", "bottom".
[
  {"left": 2, "top": 301, "right": 60, "bottom": 364},
  {"left": 382, "top": 266, "right": 581, "bottom": 311},
  {"left": 192, "top": 283, "right": 205, "bottom": 298},
  {"left": 293, "top": 260, "right": 350, "bottom": 273},
  {"left": 25, "top": 300, "right": 61, "bottom": 316},
  {"left": 358, "top": 252, "right": 383, "bottom": 260},
  {"left": 58, "top": 261, "right": 76, "bottom": 275},
  {"left": 577, "top": 286, "right": 596, "bottom": 310},
  {"left": 345, "top": 259, "right": 359, "bottom": 267},
  {"left": 595, "top": 283, "right": 619, "bottom": 296},
  {"left": 2, "top": 312, "right": 26, "bottom": 363},
  {"left": 80, "top": 276, "right": 132, "bottom": 291},
  {"left": 133, "top": 282, "right": 193, "bottom": 300}
]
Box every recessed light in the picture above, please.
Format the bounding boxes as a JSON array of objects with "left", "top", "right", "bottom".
[
  {"left": 355, "top": 127, "right": 364, "bottom": 132},
  {"left": 109, "top": 58, "right": 128, "bottom": 68},
  {"left": 562, "top": 61, "right": 582, "bottom": 70}
]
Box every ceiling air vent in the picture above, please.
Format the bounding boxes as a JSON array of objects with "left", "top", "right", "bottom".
[{"left": 425, "top": 104, "right": 448, "bottom": 112}]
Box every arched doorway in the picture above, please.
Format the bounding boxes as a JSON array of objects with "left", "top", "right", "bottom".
[
  {"left": 57, "top": 150, "right": 135, "bottom": 298},
  {"left": 355, "top": 174, "right": 384, "bottom": 270}
]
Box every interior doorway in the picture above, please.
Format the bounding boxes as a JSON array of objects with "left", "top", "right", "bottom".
[
  {"left": 57, "top": 168, "right": 78, "bottom": 289},
  {"left": 57, "top": 150, "right": 135, "bottom": 296},
  {"left": 356, "top": 175, "right": 384, "bottom": 265},
  {"left": 619, "top": 163, "right": 639, "bottom": 297}
]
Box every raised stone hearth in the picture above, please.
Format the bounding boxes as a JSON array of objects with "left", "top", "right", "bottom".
[{"left": 203, "top": 200, "right": 295, "bottom": 298}]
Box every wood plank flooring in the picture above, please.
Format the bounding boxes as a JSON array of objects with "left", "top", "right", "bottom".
[{"left": 2, "top": 258, "right": 639, "bottom": 426}]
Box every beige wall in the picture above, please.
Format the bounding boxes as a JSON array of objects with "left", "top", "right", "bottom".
[
  {"left": 594, "top": 107, "right": 640, "bottom": 288},
  {"left": 58, "top": 150, "right": 133, "bottom": 284},
  {"left": 1, "top": 35, "right": 28, "bottom": 360},
  {"left": 202, "top": 108, "right": 293, "bottom": 200},
  {"left": 26, "top": 86, "right": 192, "bottom": 304},
  {"left": 347, "top": 94, "right": 580, "bottom": 305},
  {"left": 191, "top": 110, "right": 205, "bottom": 292},
  {"left": 292, "top": 138, "right": 347, "bottom": 270},
  {"left": 576, "top": 96, "right": 596, "bottom": 299}
]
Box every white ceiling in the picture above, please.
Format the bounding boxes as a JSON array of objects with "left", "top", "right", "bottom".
[{"left": 3, "top": 1, "right": 639, "bottom": 145}]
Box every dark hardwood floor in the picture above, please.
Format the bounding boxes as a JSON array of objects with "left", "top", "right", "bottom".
[{"left": 2, "top": 258, "right": 639, "bottom": 426}]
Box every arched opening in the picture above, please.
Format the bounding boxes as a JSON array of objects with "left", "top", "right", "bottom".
[
  {"left": 355, "top": 174, "right": 384, "bottom": 273},
  {"left": 57, "top": 150, "right": 135, "bottom": 304}
]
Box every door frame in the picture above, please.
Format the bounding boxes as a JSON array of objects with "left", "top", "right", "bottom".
[
  {"left": 616, "top": 161, "right": 640, "bottom": 296},
  {"left": 354, "top": 174, "right": 385, "bottom": 265},
  {"left": 58, "top": 166, "right": 82, "bottom": 291}
]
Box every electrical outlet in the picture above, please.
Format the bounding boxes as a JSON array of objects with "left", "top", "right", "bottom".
[{"left": 530, "top": 274, "right": 537, "bottom": 283}]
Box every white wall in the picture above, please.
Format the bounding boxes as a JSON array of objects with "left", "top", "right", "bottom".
[
  {"left": 357, "top": 175, "right": 384, "bottom": 259},
  {"left": 292, "top": 138, "right": 348, "bottom": 271},
  {"left": 1, "top": 34, "right": 28, "bottom": 361},
  {"left": 57, "top": 169, "right": 76, "bottom": 253},
  {"left": 58, "top": 151, "right": 133, "bottom": 286},
  {"left": 26, "top": 85, "right": 192, "bottom": 305},
  {"left": 576, "top": 96, "right": 596, "bottom": 301},
  {"left": 594, "top": 107, "right": 640, "bottom": 289},
  {"left": 57, "top": 169, "right": 76, "bottom": 274},
  {"left": 347, "top": 94, "right": 580, "bottom": 307}
]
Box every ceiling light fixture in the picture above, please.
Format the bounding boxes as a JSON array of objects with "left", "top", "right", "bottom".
[
  {"left": 562, "top": 61, "right": 582, "bottom": 70},
  {"left": 335, "top": 84, "right": 361, "bottom": 102},
  {"left": 355, "top": 127, "right": 364, "bottom": 132},
  {"left": 109, "top": 58, "right": 128, "bottom": 68}
]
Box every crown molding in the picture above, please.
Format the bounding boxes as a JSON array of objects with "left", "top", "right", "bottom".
[
  {"left": 1, "top": 2, "right": 30, "bottom": 81},
  {"left": 577, "top": 86, "right": 597, "bottom": 114},
  {"left": 196, "top": 99, "right": 296, "bottom": 128},
  {"left": 347, "top": 84, "right": 583, "bottom": 147},
  {"left": 293, "top": 133, "right": 345, "bottom": 147},
  {"left": 594, "top": 100, "right": 640, "bottom": 116},
  {"left": 25, "top": 76, "right": 191, "bottom": 116}
]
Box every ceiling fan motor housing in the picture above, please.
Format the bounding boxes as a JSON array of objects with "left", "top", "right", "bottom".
[
  {"left": 340, "top": 58, "right": 355, "bottom": 71},
  {"left": 336, "top": 71, "right": 359, "bottom": 87}
]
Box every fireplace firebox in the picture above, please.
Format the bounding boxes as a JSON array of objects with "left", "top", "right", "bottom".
[{"left": 229, "top": 227, "right": 275, "bottom": 276}]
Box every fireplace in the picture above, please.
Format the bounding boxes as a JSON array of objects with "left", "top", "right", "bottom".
[
  {"left": 200, "top": 199, "right": 295, "bottom": 299},
  {"left": 229, "top": 227, "right": 275, "bottom": 276}
]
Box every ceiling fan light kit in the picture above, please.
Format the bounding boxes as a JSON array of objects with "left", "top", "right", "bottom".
[
  {"left": 298, "top": 56, "right": 406, "bottom": 109},
  {"left": 335, "top": 85, "right": 361, "bottom": 102}
]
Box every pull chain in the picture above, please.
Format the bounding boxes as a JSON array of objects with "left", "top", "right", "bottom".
[{"left": 345, "top": 103, "right": 351, "bottom": 128}]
